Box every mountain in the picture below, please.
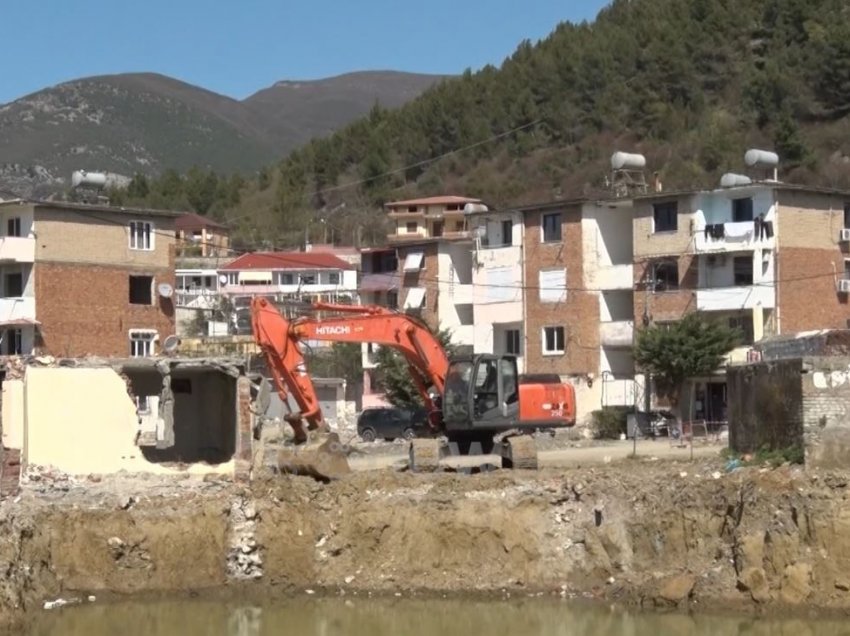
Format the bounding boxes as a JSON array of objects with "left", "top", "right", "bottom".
[
  {"left": 207, "top": 0, "right": 848, "bottom": 246},
  {"left": 0, "top": 71, "right": 446, "bottom": 197}
]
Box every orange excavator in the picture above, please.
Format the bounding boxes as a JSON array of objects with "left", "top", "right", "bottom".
[{"left": 251, "top": 296, "right": 576, "bottom": 479}]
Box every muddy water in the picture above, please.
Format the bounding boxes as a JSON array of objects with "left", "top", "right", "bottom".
[{"left": 24, "top": 597, "right": 848, "bottom": 635}]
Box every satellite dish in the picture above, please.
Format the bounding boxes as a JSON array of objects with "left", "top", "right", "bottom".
[
  {"left": 158, "top": 283, "right": 174, "bottom": 298},
  {"left": 162, "top": 335, "right": 180, "bottom": 354},
  {"left": 219, "top": 274, "right": 228, "bottom": 285}
]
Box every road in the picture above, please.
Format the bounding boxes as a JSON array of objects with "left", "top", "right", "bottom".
[{"left": 347, "top": 439, "right": 724, "bottom": 472}]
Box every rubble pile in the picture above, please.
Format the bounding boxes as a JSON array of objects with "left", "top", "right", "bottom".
[{"left": 227, "top": 497, "right": 263, "bottom": 580}]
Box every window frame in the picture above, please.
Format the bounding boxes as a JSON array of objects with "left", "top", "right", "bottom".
[
  {"left": 501, "top": 219, "right": 513, "bottom": 246},
  {"left": 652, "top": 201, "right": 678, "bottom": 233},
  {"left": 129, "top": 329, "right": 157, "bottom": 358},
  {"left": 129, "top": 220, "right": 154, "bottom": 251},
  {"left": 328, "top": 271, "right": 341, "bottom": 285},
  {"left": 732, "top": 197, "right": 754, "bottom": 223},
  {"left": 6, "top": 217, "right": 21, "bottom": 238},
  {"left": 650, "top": 260, "right": 679, "bottom": 292},
  {"left": 505, "top": 329, "right": 521, "bottom": 355},
  {"left": 733, "top": 255, "right": 754, "bottom": 286},
  {"left": 541, "top": 326, "right": 566, "bottom": 356},
  {"left": 541, "top": 212, "right": 562, "bottom": 243}
]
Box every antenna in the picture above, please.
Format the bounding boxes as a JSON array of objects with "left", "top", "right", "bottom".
[{"left": 158, "top": 283, "right": 174, "bottom": 299}]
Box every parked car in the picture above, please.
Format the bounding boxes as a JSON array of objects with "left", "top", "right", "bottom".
[{"left": 356, "top": 407, "right": 430, "bottom": 442}]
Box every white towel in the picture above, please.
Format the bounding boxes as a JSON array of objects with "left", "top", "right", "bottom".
[{"left": 724, "top": 223, "right": 753, "bottom": 240}]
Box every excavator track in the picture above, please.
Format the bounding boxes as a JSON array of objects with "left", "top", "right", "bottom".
[
  {"left": 409, "top": 438, "right": 442, "bottom": 472},
  {"left": 276, "top": 430, "right": 351, "bottom": 481},
  {"left": 501, "top": 435, "right": 539, "bottom": 470}
]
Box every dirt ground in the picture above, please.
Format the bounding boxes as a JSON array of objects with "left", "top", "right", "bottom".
[{"left": 2, "top": 440, "right": 850, "bottom": 632}]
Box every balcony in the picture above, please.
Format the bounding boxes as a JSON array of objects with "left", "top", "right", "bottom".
[
  {"left": 587, "top": 264, "right": 633, "bottom": 290},
  {"left": 696, "top": 286, "right": 775, "bottom": 311},
  {"left": 600, "top": 321, "right": 634, "bottom": 347},
  {"left": 0, "top": 237, "right": 35, "bottom": 263},
  {"left": 0, "top": 297, "right": 35, "bottom": 324},
  {"left": 695, "top": 221, "right": 774, "bottom": 253}
]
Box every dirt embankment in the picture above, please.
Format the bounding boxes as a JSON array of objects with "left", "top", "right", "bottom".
[{"left": 2, "top": 458, "right": 850, "bottom": 630}]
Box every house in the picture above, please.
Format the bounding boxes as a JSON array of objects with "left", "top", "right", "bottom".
[
  {"left": 175, "top": 213, "right": 230, "bottom": 257},
  {"left": 387, "top": 196, "right": 484, "bottom": 349},
  {"left": 0, "top": 199, "right": 177, "bottom": 358},
  {"left": 633, "top": 179, "right": 850, "bottom": 421}
]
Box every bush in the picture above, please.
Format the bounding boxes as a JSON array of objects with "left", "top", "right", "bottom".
[{"left": 591, "top": 406, "right": 633, "bottom": 440}]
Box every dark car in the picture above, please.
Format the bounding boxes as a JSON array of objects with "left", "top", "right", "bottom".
[{"left": 356, "top": 407, "right": 429, "bottom": 442}]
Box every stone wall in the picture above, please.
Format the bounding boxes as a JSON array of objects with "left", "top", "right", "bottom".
[{"left": 728, "top": 356, "right": 850, "bottom": 468}]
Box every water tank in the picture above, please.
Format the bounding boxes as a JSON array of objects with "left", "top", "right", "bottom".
[
  {"left": 610, "top": 152, "right": 647, "bottom": 171},
  {"left": 744, "top": 149, "right": 779, "bottom": 168},
  {"left": 463, "top": 203, "right": 489, "bottom": 215},
  {"left": 720, "top": 173, "right": 753, "bottom": 188},
  {"left": 71, "top": 170, "right": 108, "bottom": 189}
]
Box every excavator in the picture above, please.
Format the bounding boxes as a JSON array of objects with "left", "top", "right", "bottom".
[{"left": 250, "top": 296, "right": 576, "bottom": 480}]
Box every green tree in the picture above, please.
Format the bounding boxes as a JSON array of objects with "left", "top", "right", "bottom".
[
  {"left": 373, "top": 325, "right": 456, "bottom": 410},
  {"left": 633, "top": 313, "right": 739, "bottom": 421}
]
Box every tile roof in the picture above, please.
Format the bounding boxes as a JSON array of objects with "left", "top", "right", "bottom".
[
  {"left": 221, "top": 251, "right": 355, "bottom": 271},
  {"left": 385, "top": 195, "right": 482, "bottom": 207},
  {"left": 175, "top": 212, "right": 228, "bottom": 231}
]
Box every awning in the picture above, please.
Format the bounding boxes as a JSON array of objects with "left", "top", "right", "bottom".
[
  {"left": 359, "top": 272, "right": 400, "bottom": 292},
  {"left": 0, "top": 318, "right": 40, "bottom": 327},
  {"left": 403, "top": 251, "right": 424, "bottom": 272},
  {"left": 403, "top": 287, "right": 426, "bottom": 309},
  {"left": 238, "top": 271, "right": 273, "bottom": 283}
]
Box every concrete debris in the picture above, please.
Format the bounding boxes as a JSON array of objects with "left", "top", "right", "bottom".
[
  {"left": 43, "top": 598, "right": 78, "bottom": 611},
  {"left": 227, "top": 497, "right": 263, "bottom": 580}
]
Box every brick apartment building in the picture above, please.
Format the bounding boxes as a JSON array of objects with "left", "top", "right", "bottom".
[
  {"left": 633, "top": 181, "right": 850, "bottom": 421},
  {"left": 0, "top": 199, "right": 178, "bottom": 358}
]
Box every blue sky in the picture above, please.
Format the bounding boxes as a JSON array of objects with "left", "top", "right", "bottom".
[{"left": 0, "top": 1, "right": 609, "bottom": 104}]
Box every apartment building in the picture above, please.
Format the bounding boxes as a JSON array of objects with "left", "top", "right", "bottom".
[
  {"left": 0, "top": 199, "right": 177, "bottom": 358},
  {"left": 466, "top": 208, "right": 526, "bottom": 372},
  {"left": 633, "top": 180, "right": 850, "bottom": 421},
  {"left": 387, "top": 196, "right": 482, "bottom": 349}
]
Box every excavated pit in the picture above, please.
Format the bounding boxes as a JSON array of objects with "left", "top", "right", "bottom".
[{"left": 2, "top": 457, "right": 850, "bottom": 631}]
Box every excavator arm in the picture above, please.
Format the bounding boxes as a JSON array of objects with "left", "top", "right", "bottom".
[{"left": 251, "top": 297, "right": 450, "bottom": 444}]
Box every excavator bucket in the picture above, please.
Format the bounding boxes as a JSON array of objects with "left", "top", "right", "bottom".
[{"left": 276, "top": 429, "right": 351, "bottom": 481}]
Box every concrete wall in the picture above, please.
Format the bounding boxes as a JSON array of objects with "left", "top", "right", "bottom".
[
  {"left": 22, "top": 367, "right": 234, "bottom": 475},
  {"left": 1, "top": 379, "right": 23, "bottom": 449},
  {"left": 728, "top": 356, "right": 850, "bottom": 469}
]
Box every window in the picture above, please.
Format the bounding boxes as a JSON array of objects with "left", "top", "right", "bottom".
[
  {"left": 280, "top": 273, "right": 294, "bottom": 285},
  {"left": 328, "top": 272, "right": 340, "bottom": 285},
  {"left": 542, "top": 212, "right": 562, "bottom": 242},
  {"left": 650, "top": 261, "right": 678, "bottom": 292},
  {"left": 129, "top": 330, "right": 157, "bottom": 358},
  {"left": 501, "top": 219, "right": 513, "bottom": 246},
  {"left": 227, "top": 272, "right": 238, "bottom": 285},
  {"left": 6, "top": 217, "right": 21, "bottom": 237},
  {"left": 845, "top": 203, "right": 850, "bottom": 230},
  {"left": 652, "top": 201, "right": 678, "bottom": 232},
  {"left": 407, "top": 205, "right": 418, "bottom": 213},
  {"left": 403, "top": 287, "right": 426, "bottom": 309},
  {"left": 4, "top": 329, "right": 22, "bottom": 355},
  {"left": 728, "top": 315, "right": 754, "bottom": 345},
  {"left": 432, "top": 221, "right": 444, "bottom": 237},
  {"left": 129, "top": 275, "right": 153, "bottom": 305},
  {"left": 732, "top": 197, "right": 754, "bottom": 222},
  {"left": 4, "top": 272, "right": 23, "bottom": 297},
  {"left": 300, "top": 274, "right": 316, "bottom": 285},
  {"left": 406, "top": 221, "right": 418, "bottom": 233},
  {"left": 733, "top": 256, "right": 753, "bottom": 286},
  {"left": 403, "top": 251, "right": 424, "bottom": 272},
  {"left": 542, "top": 326, "right": 565, "bottom": 355},
  {"left": 539, "top": 269, "right": 567, "bottom": 302},
  {"left": 505, "top": 329, "right": 521, "bottom": 355},
  {"left": 129, "top": 221, "right": 153, "bottom": 251},
  {"left": 454, "top": 220, "right": 464, "bottom": 232}
]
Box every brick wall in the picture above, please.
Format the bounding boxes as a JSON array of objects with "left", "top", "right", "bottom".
[
  {"left": 777, "top": 247, "right": 850, "bottom": 332},
  {"left": 633, "top": 254, "right": 698, "bottom": 324},
  {"left": 522, "top": 205, "right": 599, "bottom": 376},
  {"left": 728, "top": 356, "right": 850, "bottom": 469},
  {"left": 395, "top": 242, "right": 440, "bottom": 331},
  {"left": 35, "top": 262, "right": 175, "bottom": 357}
]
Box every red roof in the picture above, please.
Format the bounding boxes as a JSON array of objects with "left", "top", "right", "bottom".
[
  {"left": 175, "top": 213, "right": 228, "bottom": 232},
  {"left": 385, "top": 195, "right": 481, "bottom": 208},
  {"left": 221, "top": 252, "right": 355, "bottom": 271}
]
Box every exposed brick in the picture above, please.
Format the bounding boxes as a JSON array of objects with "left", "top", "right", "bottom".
[
  {"left": 776, "top": 247, "right": 850, "bottom": 332},
  {"left": 35, "top": 262, "right": 175, "bottom": 357},
  {"left": 395, "top": 242, "right": 440, "bottom": 331},
  {"left": 522, "top": 205, "right": 599, "bottom": 376},
  {"left": 633, "top": 255, "right": 698, "bottom": 324}
]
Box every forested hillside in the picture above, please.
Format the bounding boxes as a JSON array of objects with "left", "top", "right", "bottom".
[{"left": 109, "top": 0, "right": 850, "bottom": 248}]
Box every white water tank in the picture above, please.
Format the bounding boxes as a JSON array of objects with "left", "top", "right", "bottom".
[
  {"left": 744, "top": 149, "right": 779, "bottom": 168},
  {"left": 71, "top": 170, "right": 108, "bottom": 189},
  {"left": 720, "top": 173, "right": 753, "bottom": 188},
  {"left": 610, "top": 151, "right": 647, "bottom": 171}
]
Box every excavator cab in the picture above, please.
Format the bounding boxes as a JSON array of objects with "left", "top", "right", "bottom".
[{"left": 442, "top": 354, "right": 520, "bottom": 430}]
